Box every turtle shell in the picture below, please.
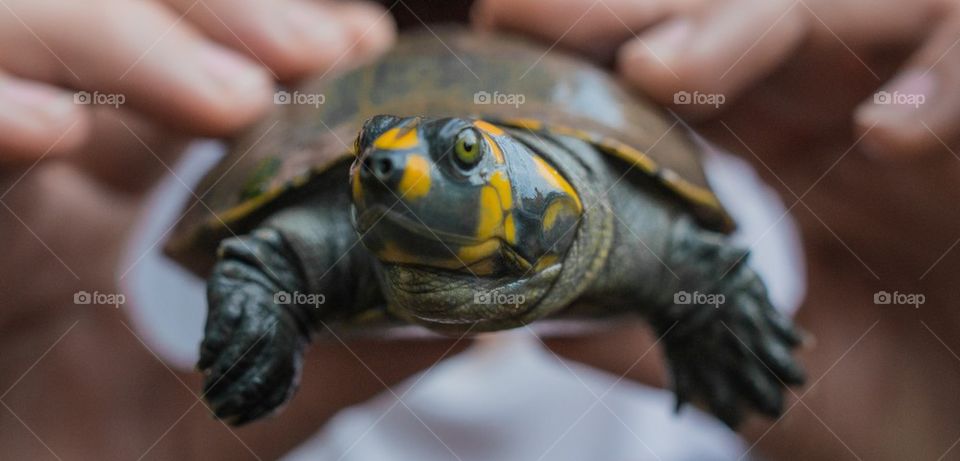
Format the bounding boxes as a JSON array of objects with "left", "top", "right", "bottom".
[{"left": 165, "top": 27, "right": 734, "bottom": 275}]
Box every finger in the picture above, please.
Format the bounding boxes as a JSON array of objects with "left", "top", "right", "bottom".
[
  {"left": 854, "top": 11, "right": 960, "bottom": 159},
  {"left": 0, "top": 73, "right": 90, "bottom": 162},
  {"left": 66, "top": 106, "right": 189, "bottom": 196},
  {"left": 543, "top": 324, "right": 668, "bottom": 388},
  {"left": 165, "top": 0, "right": 395, "bottom": 81},
  {"left": 0, "top": 0, "right": 272, "bottom": 135},
  {"left": 616, "top": 0, "right": 806, "bottom": 119},
  {"left": 472, "top": 0, "right": 705, "bottom": 62}
]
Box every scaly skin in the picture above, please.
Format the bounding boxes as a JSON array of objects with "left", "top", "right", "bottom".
[
  {"left": 651, "top": 217, "right": 805, "bottom": 428},
  {"left": 199, "top": 186, "right": 376, "bottom": 425},
  {"left": 200, "top": 229, "right": 308, "bottom": 425},
  {"left": 560, "top": 132, "right": 806, "bottom": 428},
  {"left": 198, "top": 123, "right": 805, "bottom": 428}
]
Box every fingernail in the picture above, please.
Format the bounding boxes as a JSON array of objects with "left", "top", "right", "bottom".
[
  {"left": 199, "top": 45, "right": 272, "bottom": 97},
  {"left": 856, "top": 69, "right": 935, "bottom": 126},
  {"left": 0, "top": 80, "right": 75, "bottom": 126},
  {"left": 284, "top": 6, "right": 348, "bottom": 51},
  {"left": 639, "top": 19, "right": 691, "bottom": 64}
]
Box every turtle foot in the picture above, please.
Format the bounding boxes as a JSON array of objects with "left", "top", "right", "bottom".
[
  {"left": 659, "top": 263, "right": 805, "bottom": 428},
  {"left": 198, "top": 233, "right": 307, "bottom": 426}
]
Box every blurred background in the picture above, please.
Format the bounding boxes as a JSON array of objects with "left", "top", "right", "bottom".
[{"left": 3, "top": 0, "right": 960, "bottom": 460}]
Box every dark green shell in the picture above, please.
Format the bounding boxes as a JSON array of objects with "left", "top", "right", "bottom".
[{"left": 165, "top": 28, "right": 733, "bottom": 274}]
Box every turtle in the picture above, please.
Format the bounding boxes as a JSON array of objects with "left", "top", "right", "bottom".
[{"left": 165, "top": 27, "right": 805, "bottom": 428}]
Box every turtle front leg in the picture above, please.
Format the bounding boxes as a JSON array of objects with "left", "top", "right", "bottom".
[
  {"left": 199, "top": 228, "right": 312, "bottom": 425},
  {"left": 650, "top": 218, "right": 805, "bottom": 429}
]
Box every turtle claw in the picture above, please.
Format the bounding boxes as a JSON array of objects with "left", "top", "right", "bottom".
[
  {"left": 201, "top": 325, "right": 302, "bottom": 425},
  {"left": 659, "top": 275, "right": 805, "bottom": 429}
]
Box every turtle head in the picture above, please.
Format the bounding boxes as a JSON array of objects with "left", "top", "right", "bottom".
[{"left": 350, "top": 114, "right": 584, "bottom": 328}]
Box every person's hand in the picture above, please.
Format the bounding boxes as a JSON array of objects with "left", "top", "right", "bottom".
[
  {"left": 0, "top": 0, "right": 394, "bottom": 161},
  {"left": 476, "top": 0, "right": 960, "bottom": 459},
  {"left": 0, "top": 2, "right": 475, "bottom": 459}
]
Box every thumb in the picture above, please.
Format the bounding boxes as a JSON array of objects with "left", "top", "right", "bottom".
[{"left": 855, "top": 7, "right": 960, "bottom": 159}]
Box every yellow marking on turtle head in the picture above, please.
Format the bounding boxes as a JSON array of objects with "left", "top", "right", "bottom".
[
  {"left": 532, "top": 155, "right": 583, "bottom": 211},
  {"left": 483, "top": 132, "right": 505, "bottom": 163},
  {"left": 503, "top": 247, "right": 533, "bottom": 271},
  {"left": 534, "top": 254, "right": 559, "bottom": 271},
  {"left": 467, "top": 258, "right": 497, "bottom": 276},
  {"left": 553, "top": 125, "right": 593, "bottom": 141},
  {"left": 542, "top": 199, "right": 577, "bottom": 231},
  {"left": 473, "top": 120, "right": 505, "bottom": 136},
  {"left": 373, "top": 127, "right": 419, "bottom": 150},
  {"left": 351, "top": 167, "right": 363, "bottom": 202},
  {"left": 503, "top": 213, "right": 516, "bottom": 244},
  {"left": 489, "top": 171, "right": 513, "bottom": 209},
  {"left": 458, "top": 239, "right": 501, "bottom": 263},
  {"left": 474, "top": 121, "right": 506, "bottom": 163},
  {"left": 378, "top": 240, "right": 460, "bottom": 269},
  {"left": 503, "top": 118, "right": 543, "bottom": 131},
  {"left": 476, "top": 185, "right": 504, "bottom": 239},
  {"left": 377, "top": 240, "right": 411, "bottom": 263},
  {"left": 398, "top": 154, "right": 431, "bottom": 200}
]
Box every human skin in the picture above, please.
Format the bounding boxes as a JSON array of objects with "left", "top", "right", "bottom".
[
  {"left": 475, "top": 0, "right": 960, "bottom": 459},
  {"left": 0, "top": 1, "right": 471, "bottom": 459},
  {"left": 0, "top": 0, "right": 395, "bottom": 160}
]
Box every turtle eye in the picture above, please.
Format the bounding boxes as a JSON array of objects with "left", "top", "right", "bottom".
[{"left": 453, "top": 128, "right": 483, "bottom": 169}]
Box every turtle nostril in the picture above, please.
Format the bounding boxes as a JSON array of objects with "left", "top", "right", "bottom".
[
  {"left": 360, "top": 156, "right": 373, "bottom": 178},
  {"left": 360, "top": 153, "right": 398, "bottom": 182}
]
